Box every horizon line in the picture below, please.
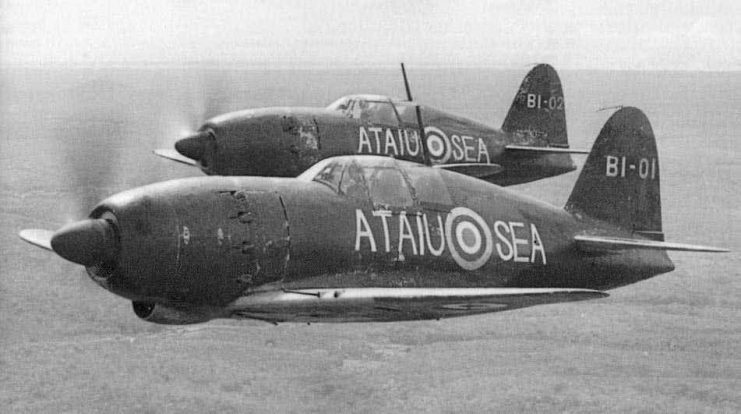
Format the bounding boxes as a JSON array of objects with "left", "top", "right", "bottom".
[{"left": 3, "top": 60, "right": 740, "bottom": 73}]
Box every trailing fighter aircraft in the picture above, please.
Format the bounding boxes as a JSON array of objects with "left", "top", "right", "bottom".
[
  {"left": 155, "top": 64, "right": 587, "bottom": 186},
  {"left": 20, "top": 107, "right": 726, "bottom": 324}
]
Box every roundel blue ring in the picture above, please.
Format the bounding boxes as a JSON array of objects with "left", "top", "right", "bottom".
[{"left": 445, "top": 207, "right": 493, "bottom": 271}]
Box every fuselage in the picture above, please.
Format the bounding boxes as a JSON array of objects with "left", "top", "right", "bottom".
[
  {"left": 86, "top": 157, "right": 672, "bottom": 310},
  {"left": 185, "top": 95, "right": 576, "bottom": 186}
]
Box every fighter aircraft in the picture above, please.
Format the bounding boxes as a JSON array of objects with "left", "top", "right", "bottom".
[
  {"left": 154, "top": 64, "right": 587, "bottom": 186},
  {"left": 20, "top": 107, "right": 726, "bottom": 324}
]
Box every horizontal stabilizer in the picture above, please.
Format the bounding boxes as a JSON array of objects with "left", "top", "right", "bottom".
[
  {"left": 505, "top": 145, "right": 589, "bottom": 154},
  {"left": 434, "top": 163, "right": 503, "bottom": 179},
  {"left": 230, "top": 287, "right": 607, "bottom": 323},
  {"left": 19, "top": 229, "right": 54, "bottom": 251},
  {"left": 575, "top": 235, "right": 729, "bottom": 253},
  {"left": 153, "top": 149, "right": 197, "bottom": 166}
]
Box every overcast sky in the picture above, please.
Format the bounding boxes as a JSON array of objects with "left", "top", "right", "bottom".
[{"left": 2, "top": 0, "right": 739, "bottom": 70}]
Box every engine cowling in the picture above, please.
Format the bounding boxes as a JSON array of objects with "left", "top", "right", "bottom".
[
  {"left": 132, "top": 301, "right": 213, "bottom": 325},
  {"left": 76, "top": 177, "right": 289, "bottom": 307}
]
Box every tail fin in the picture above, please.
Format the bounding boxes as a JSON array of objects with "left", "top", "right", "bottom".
[
  {"left": 502, "top": 64, "right": 568, "bottom": 148},
  {"left": 566, "top": 107, "right": 662, "bottom": 236}
]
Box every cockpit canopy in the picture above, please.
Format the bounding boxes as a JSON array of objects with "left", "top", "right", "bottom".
[
  {"left": 298, "top": 156, "right": 452, "bottom": 211},
  {"left": 326, "top": 95, "right": 420, "bottom": 127}
]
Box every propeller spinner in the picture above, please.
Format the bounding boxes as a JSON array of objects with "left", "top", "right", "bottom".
[
  {"left": 154, "top": 129, "right": 215, "bottom": 170},
  {"left": 20, "top": 218, "right": 119, "bottom": 267},
  {"left": 174, "top": 130, "right": 211, "bottom": 162}
]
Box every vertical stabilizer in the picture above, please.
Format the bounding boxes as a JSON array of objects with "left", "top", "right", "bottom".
[
  {"left": 502, "top": 64, "right": 568, "bottom": 147},
  {"left": 565, "top": 107, "right": 662, "bottom": 236}
]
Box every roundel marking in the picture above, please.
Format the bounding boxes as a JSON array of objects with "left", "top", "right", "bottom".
[
  {"left": 445, "top": 207, "right": 493, "bottom": 270},
  {"left": 424, "top": 126, "right": 451, "bottom": 163},
  {"left": 427, "top": 136, "right": 445, "bottom": 156},
  {"left": 456, "top": 221, "right": 481, "bottom": 255}
]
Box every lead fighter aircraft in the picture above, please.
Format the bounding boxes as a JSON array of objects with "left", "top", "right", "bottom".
[
  {"left": 20, "top": 107, "right": 726, "bottom": 324},
  {"left": 155, "top": 64, "right": 587, "bottom": 186}
]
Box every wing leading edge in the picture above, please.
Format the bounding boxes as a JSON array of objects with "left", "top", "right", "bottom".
[{"left": 228, "top": 287, "right": 608, "bottom": 323}]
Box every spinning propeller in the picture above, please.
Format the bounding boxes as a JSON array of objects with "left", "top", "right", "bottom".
[{"left": 154, "top": 88, "right": 232, "bottom": 169}]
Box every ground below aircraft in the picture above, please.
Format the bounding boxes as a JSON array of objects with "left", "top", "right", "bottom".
[
  {"left": 155, "top": 64, "right": 587, "bottom": 186},
  {"left": 20, "top": 107, "right": 726, "bottom": 324}
]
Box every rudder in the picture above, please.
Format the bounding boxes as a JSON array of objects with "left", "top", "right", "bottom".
[
  {"left": 565, "top": 107, "right": 662, "bottom": 236},
  {"left": 502, "top": 64, "right": 568, "bottom": 147}
]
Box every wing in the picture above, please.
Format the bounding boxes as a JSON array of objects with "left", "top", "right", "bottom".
[
  {"left": 228, "top": 287, "right": 607, "bottom": 323},
  {"left": 152, "top": 149, "right": 198, "bottom": 166},
  {"left": 574, "top": 235, "right": 729, "bottom": 253},
  {"left": 434, "top": 163, "right": 503, "bottom": 179},
  {"left": 505, "top": 145, "right": 589, "bottom": 154}
]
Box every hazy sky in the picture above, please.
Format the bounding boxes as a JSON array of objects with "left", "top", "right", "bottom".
[{"left": 2, "top": 0, "right": 739, "bottom": 70}]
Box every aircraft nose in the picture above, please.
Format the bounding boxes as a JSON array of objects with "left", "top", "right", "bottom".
[
  {"left": 50, "top": 218, "right": 119, "bottom": 266},
  {"left": 175, "top": 130, "right": 211, "bottom": 162}
]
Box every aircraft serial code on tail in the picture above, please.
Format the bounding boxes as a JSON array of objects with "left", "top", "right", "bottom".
[
  {"left": 605, "top": 155, "right": 657, "bottom": 179},
  {"left": 525, "top": 94, "right": 565, "bottom": 110}
]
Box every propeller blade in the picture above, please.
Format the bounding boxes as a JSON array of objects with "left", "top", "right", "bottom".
[
  {"left": 18, "top": 229, "right": 54, "bottom": 251},
  {"left": 153, "top": 149, "right": 197, "bottom": 166}
]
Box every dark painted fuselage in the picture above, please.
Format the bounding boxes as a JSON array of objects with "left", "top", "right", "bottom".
[
  {"left": 191, "top": 103, "right": 576, "bottom": 186},
  {"left": 87, "top": 157, "right": 672, "bottom": 310}
]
